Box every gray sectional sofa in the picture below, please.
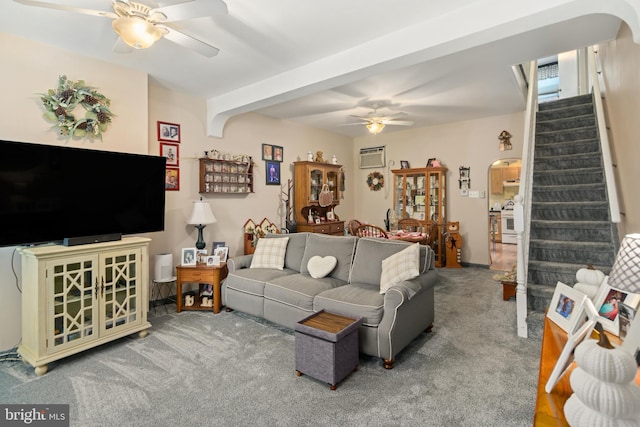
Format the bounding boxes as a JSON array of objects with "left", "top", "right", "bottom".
[{"left": 222, "top": 232, "right": 438, "bottom": 369}]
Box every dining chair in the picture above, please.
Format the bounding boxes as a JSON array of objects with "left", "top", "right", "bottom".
[
  {"left": 354, "top": 224, "right": 389, "bottom": 239},
  {"left": 398, "top": 218, "right": 426, "bottom": 233},
  {"left": 347, "top": 219, "right": 363, "bottom": 236}
]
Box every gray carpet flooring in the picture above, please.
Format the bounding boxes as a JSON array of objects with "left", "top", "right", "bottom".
[{"left": 0, "top": 267, "right": 542, "bottom": 426}]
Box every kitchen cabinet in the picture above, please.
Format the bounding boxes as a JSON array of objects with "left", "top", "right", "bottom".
[
  {"left": 18, "top": 237, "right": 151, "bottom": 376},
  {"left": 392, "top": 167, "right": 447, "bottom": 267},
  {"left": 490, "top": 166, "right": 521, "bottom": 194},
  {"left": 294, "top": 161, "right": 344, "bottom": 235}
]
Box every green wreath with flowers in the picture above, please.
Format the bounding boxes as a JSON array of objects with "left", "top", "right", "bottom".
[
  {"left": 367, "top": 171, "right": 384, "bottom": 191},
  {"left": 39, "top": 75, "right": 114, "bottom": 140}
]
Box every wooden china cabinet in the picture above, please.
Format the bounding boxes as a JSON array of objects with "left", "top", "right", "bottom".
[
  {"left": 392, "top": 167, "right": 447, "bottom": 267},
  {"left": 294, "top": 161, "right": 344, "bottom": 235}
]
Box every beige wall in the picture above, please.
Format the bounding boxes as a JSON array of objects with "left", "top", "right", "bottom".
[
  {"left": 146, "top": 85, "right": 354, "bottom": 271},
  {"left": 0, "top": 33, "right": 149, "bottom": 351},
  {"left": 352, "top": 112, "right": 524, "bottom": 266},
  {"left": 597, "top": 22, "right": 640, "bottom": 236}
]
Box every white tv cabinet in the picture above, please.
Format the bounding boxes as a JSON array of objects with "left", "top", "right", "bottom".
[{"left": 18, "top": 237, "right": 152, "bottom": 376}]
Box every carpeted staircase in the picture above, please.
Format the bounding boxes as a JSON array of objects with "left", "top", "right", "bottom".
[{"left": 526, "top": 94, "right": 619, "bottom": 334}]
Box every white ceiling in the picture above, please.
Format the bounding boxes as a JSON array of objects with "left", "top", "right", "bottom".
[{"left": 0, "top": 0, "right": 627, "bottom": 137}]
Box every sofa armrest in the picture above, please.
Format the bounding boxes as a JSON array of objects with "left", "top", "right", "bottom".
[{"left": 227, "top": 254, "right": 253, "bottom": 272}]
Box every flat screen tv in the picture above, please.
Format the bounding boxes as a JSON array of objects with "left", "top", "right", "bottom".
[{"left": 0, "top": 140, "right": 166, "bottom": 247}]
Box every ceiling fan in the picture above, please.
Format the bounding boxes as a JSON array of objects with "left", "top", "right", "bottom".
[
  {"left": 14, "top": 0, "right": 227, "bottom": 57},
  {"left": 342, "top": 105, "right": 414, "bottom": 134}
]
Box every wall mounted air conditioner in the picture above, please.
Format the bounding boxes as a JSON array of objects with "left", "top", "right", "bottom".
[{"left": 359, "top": 146, "right": 385, "bottom": 169}]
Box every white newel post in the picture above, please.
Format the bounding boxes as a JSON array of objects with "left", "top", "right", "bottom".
[{"left": 514, "top": 195, "right": 527, "bottom": 338}]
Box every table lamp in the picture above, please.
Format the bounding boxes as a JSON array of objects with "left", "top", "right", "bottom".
[
  {"left": 187, "top": 198, "right": 217, "bottom": 250},
  {"left": 607, "top": 233, "right": 640, "bottom": 294}
]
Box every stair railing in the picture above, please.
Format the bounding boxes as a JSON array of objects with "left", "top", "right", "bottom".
[
  {"left": 588, "top": 46, "right": 621, "bottom": 223},
  {"left": 515, "top": 59, "right": 538, "bottom": 338}
]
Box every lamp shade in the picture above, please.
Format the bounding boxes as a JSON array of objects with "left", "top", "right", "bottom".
[
  {"left": 608, "top": 233, "right": 640, "bottom": 294},
  {"left": 187, "top": 200, "right": 217, "bottom": 226},
  {"left": 112, "top": 17, "right": 165, "bottom": 49}
]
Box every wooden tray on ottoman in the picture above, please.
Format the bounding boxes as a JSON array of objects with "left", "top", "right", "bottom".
[{"left": 294, "top": 310, "right": 363, "bottom": 390}]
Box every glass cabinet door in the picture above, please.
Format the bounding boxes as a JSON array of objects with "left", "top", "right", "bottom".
[
  {"left": 48, "top": 255, "right": 99, "bottom": 353},
  {"left": 309, "top": 168, "right": 323, "bottom": 203},
  {"left": 394, "top": 174, "right": 405, "bottom": 218},
  {"left": 326, "top": 170, "right": 339, "bottom": 202},
  {"left": 100, "top": 249, "right": 142, "bottom": 336}
]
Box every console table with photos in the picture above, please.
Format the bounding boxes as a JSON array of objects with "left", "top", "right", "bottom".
[
  {"left": 534, "top": 316, "right": 640, "bottom": 426},
  {"left": 176, "top": 263, "right": 228, "bottom": 314}
]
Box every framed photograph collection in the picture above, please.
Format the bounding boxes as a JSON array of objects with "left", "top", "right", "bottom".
[
  {"left": 159, "top": 121, "right": 181, "bottom": 191},
  {"left": 262, "top": 144, "right": 283, "bottom": 185}
]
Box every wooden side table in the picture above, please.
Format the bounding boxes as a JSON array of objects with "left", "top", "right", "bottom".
[{"left": 176, "top": 263, "right": 227, "bottom": 314}]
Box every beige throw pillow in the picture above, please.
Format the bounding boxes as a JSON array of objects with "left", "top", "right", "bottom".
[
  {"left": 250, "top": 237, "right": 289, "bottom": 270},
  {"left": 380, "top": 243, "right": 420, "bottom": 294}
]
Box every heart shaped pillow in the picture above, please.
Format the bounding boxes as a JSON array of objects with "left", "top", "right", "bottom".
[{"left": 307, "top": 256, "right": 337, "bottom": 279}]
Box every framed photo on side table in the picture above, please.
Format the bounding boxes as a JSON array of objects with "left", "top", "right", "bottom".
[
  {"left": 214, "top": 246, "right": 229, "bottom": 263},
  {"left": 158, "top": 121, "right": 180, "bottom": 142},
  {"left": 593, "top": 277, "right": 640, "bottom": 336},
  {"left": 547, "top": 281, "right": 588, "bottom": 333},
  {"left": 545, "top": 298, "right": 598, "bottom": 393},
  {"left": 181, "top": 248, "right": 197, "bottom": 266}
]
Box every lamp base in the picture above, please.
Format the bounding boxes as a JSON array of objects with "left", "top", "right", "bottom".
[{"left": 195, "top": 225, "right": 206, "bottom": 250}]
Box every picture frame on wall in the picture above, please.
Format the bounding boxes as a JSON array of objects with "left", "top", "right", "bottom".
[
  {"left": 545, "top": 298, "right": 598, "bottom": 393},
  {"left": 546, "top": 281, "right": 588, "bottom": 333},
  {"left": 158, "top": 121, "right": 180, "bottom": 143},
  {"left": 273, "top": 145, "right": 284, "bottom": 162},
  {"left": 165, "top": 168, "right": 179, "bottom": 191},
  {"left": 262, "top": 144, "right": 273, "bottom": 161},
  {"left": 160, "top": 142, "right": 179, "bottom": 167},
  {"left": 266, "top": 161, "right": 280, "bottom": 185},
  {"left": 181, "top": 248, "right": 197, "bottom": 266}
]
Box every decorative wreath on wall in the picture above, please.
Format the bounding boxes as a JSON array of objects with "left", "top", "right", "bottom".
[
  {"left": 39, "top": 75, "right": 114, "bottom": 140},
  {"left": 366, "top": 171, "right": 384, "bottom": 191}
]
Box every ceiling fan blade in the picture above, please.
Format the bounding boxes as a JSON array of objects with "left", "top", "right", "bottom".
[
  {"left": 161, "top": 26, "right": 219, "bottom": 57},
  {"left": 155, "top": 0, "right": 227, "bottom": 22},
  {"left": 380, "top": 120, "right": 414, "bottom": 126},
  {"left": 337, "top": 122, "right": 368, "bottom": 127},
  {"left": 14, "top": 0, "right": 117, "bottom": 18},
  {"left": 348, "top": 115, "right": 370, "bottom": 122},
  {"left": 112, "top": 37, "right": 133, "bottom": 54}
]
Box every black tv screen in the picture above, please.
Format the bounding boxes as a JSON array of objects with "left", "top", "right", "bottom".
[{"left": 0, "top": 140, "right": 166, "bottom": 247}]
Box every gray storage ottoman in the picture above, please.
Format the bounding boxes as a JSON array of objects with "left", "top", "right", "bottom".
[{"left": 294, "top": 310, "right": 363, "bottom": 390}]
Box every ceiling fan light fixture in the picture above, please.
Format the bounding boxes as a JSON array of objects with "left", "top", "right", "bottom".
[
  {"left": 366, "top": 121, "right": 385, "bottom": 134},
  {"left": 112, "top": 16, "right": 164, "bottom": 49}
]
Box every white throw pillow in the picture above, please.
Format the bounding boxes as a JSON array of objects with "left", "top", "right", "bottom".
[
  {"left": 307, "top": 256, "right": 337, "bottom": 279},
  {"left": 250, "top": 237, "right": 289, "bottom": 270},
  {"left": 380, "top": 243, "right": 420, "bottom": 294}
]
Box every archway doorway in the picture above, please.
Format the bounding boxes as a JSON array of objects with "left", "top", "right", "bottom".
[{"left": 488, "top": 158, "right": 521, "bottom": 271}]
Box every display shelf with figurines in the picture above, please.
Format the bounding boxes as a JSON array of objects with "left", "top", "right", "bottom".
[{"left": 199, "top": 157, "right": 253, "bottom": 194}]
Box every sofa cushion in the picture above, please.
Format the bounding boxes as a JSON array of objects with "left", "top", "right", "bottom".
[
  {"left": 250, "top": 236, "right": 289, "bottom": 269},
  {"left": 300, "top": 234, "right": 357, "bottom": 283},
  {"left": 226, "top": 268, "right": 297, "bottom": 297},
  {"left": 349, "top": 238, "right": 431, "bottom": 286},
  {"left": 264, "top": 274, "right": 346, "bottom": 312},
  {"left": 380, "top": 243, "right": 420, "bottom": 294},
  {"left": 307, "top": 256, "right": 337, "bottom": 279},
  {"left": 314, "top": 283, "right": 384, "bottom": 326},
  {"left": 265, "top": 232, "right": 308, "bottom": 272}
]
